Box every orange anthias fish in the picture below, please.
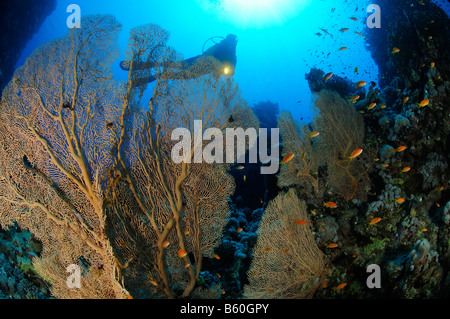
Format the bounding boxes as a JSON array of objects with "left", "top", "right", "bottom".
[
  {"left": 323, "top": 72, "right": 333, "bottom": 82},
  {"left": 339, "top": 47, "right": 348, "bottom": 51},
  {"left": 419, "top": 99, "right": 429, "bottom": 107},
  {"left": 319, "top": 28, "right": 330, "bottom": 35},
  {"left": 403, "top": 97, "right": 409, "bottom": 103},
  {"left": 396, "top": 145, "right": 407, "bottom": 152},
  {"left": 163, "top": 241, "right": 170, "bottom": 248},
  {"left": 213, "top": 254, "right": 221, "bottom": 260},
  {"left": 396, "top": 198, "right": 405, "bottom": 204},
  {"left": 177, "top": 249, "right": 188, "bottom": 258},
  {"left": 149, "top": 280, "right": 158, "bottom": 286},
  {"left": 380, "top": 104, "right": 386, "bottom": 109},
  {"left": 349, "top": 148, "right": 363, "bottom": 159},
  {"left": 237, "top": 227, "right": 243, "bottom": 233},
  {"left": 281, "top": 153, "right": 295, "bottom": 165},
  {"left": 401, "top": 167, "right": 411, "bottom": 173},
  {"left": 367, "top": 102, "right": 376, "bottom": 110},
  {"left": 350, "top": 95, "right": 360, "bottom": 103},
  {"left": 369, "top": 217, "right": 382, "bottom": 225},
  {"left": 333, "top": 283, "right": 347, "bottom": 291},
  {"left": 324, "top": 201, "right": 338, "bottom": 208},
  {"left": 293, "top": 219, "right": 308, "bottom": 225},
  {"left": 309, "top": 131, "right": 320, "bottom": 138},
  {"left": 356, "top": 81, "right": 367, "bottom": 88},
  {"left": 391, "top": 47, "right": 400, "bottom": 54},
  {"left": 262, "top": 247, "right": 272, "bottom": 252},
  {"left": 327, "top": 243, "right": 339, "bottom": 249}
]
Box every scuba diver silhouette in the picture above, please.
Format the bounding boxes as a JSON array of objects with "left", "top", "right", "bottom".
[{"left": 119, "top": 34, "right": 238, "bottom": 84}]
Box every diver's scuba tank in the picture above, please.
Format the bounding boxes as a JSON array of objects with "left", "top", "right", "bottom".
[{"left": 202, "top": 36, "right": 225, "bottom": 54}]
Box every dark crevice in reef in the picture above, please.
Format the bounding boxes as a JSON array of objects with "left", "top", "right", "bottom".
[{"left": 0, "top": 0, "right": 57, "bottom": 97}]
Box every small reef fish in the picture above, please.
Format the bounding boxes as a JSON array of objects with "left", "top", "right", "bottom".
[
  {"left": 431, "top": 62, "right": 435, "bottom": 68},
  {"left": 419, "top": 99, "right": 429, "bottom": 107},
  {"left": 149, "top": 280, "right": 158, "bottom": 286},
  {"left": 350, "top": 95, "right": 360, "bottom": 103},
  {"left": 369, "top": 217, "right": 382, "bottom": 225},
  {"left": 293, "top": 219, "right": 308, "bottom": 225},
  {"left": 333, "top": 283, "right": 347, "bottom": 291},
  {"left": 380, "top": 104, "right": 386, "bottom": 109},
  {"left": 396, "top": 145, "right": 407, "bottom": 152},
  {"left": 356, "top": 81, "right": 367, "bottom": 88},
  {"left": 367, "top": 102, "right": 376, "bottom": 110},
  {"left": 354, "top": 67, "right": 359, "bottom": 73},
  {"left": 391, "top": 47, "right": 400, "bottom": 54},
  {"left": 327, "top": 243, "right": 339, "bottom": 248},
  {"left": 381, "top": 163, "right": 389, "bottom": 168},
  {"left": 237, "top": 227, "right": 243, "bottom": 233},
  {"left": 213, "top": 254, "right": 221, "bottom": 260},
  {"left": 339, "top": 47, "right": 348, "bottom": 51},
  {"left": 350, "top": 17, "right": 358, "bottom": 21},
  {"left": 349, "top": 148, "right": 363, "bottom": 159},
  {"left": 309, "top": 131, "right": 320, "bottom": 138},
  {"left": 323, "top": 72, "right": 333, "bottom": 82},
  {"left": 324, "top": 201, "right": 338, "bottom": 208},
  {"left": 339, "top": 28, "right": 350, "bottom": 32},
  {"left": 396, "top": 198, "right": 405, "bottom": 204},
  {"left": 262, "top": 247, "right": 272, "bottom": 252},
  {"left": 403, "top": 97, "right": 409, "bottom": 103},
  {"left": 401, "top": 167, "right": 411, "bottom": 173},
  {"left": 163, "top": 241, "right": 170, "bottom": 248},
  {"left": 177, "top": 249, "right": 188, "bottom": 258},
  {"left": 319, "top": 28, "right": 330, "bottom": 35},
  {"left": 184, "top": 229, "right": 190, "bottom": 235},
  {"left": 281, "top": 153, "right": 295, "bottom": 165},
  {"left": 235, "top": 165, "right": 245, "bottom": 170}
]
